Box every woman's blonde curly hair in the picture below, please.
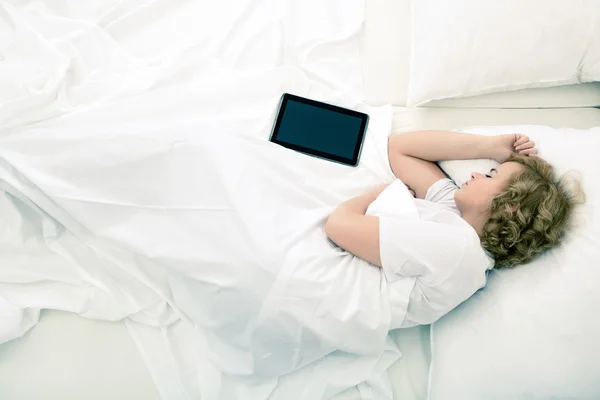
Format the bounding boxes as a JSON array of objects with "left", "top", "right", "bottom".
[{"left": 480, "top": 154, "right": 584, "bottom": 268}]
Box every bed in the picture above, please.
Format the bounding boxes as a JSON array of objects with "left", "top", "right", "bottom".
[
  {"left": 2, "top": 106, "right": 600, "bottom": 400},
  {"left": 1, "top": 0, "right": 600, "bottom": 399}
]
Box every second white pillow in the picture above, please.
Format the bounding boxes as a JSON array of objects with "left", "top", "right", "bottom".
[{"left": 408, "top": 0, "right": 600, "bottom": 106}]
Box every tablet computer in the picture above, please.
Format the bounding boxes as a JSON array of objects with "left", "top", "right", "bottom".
[{"left": 269, "top": 93, "right": 369, "bottom": 167}]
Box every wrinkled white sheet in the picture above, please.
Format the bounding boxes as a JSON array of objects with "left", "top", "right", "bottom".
[{"left": 0, "top": 1, "right": 406, "bottom": 399}]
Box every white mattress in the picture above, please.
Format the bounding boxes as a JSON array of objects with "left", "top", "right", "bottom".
[
  {"left": 0, "top": 310, "right": 161, "bottom": 400},
  {"left": 2, "top": 107, "right": 599, "bottom": 400}
]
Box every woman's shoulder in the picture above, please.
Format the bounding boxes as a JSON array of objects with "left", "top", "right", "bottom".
[
  {"left": 427, "top": 213, "right": 492, "bottom": 264},
  {"left": 425, "top": 178, "right": 459, "bottom": 202},
  {"left": 445, "top": 218, "right": 495, "bottom": 272},
  {"left": 426, "top": 220, "right": 494, "bottom": 287},
  {"left": 419, "top": 178, "right": 461, "bottom": 216}
]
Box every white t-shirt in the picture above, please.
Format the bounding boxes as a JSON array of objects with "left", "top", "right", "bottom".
[{"left": 366, "top": 178, "right": 495, "bottom": 328}]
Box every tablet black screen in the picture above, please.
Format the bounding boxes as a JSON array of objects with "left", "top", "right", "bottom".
[{"left": 269, "top": 94, "right": 369, "bottom": 166}]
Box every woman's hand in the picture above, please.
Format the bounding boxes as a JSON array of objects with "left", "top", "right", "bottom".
[
  {"left": 490, "top": 133, "right": 539, "bottom": 163},
  {"left": 330, "top": 183, "right": 390, "bottom": 218}
]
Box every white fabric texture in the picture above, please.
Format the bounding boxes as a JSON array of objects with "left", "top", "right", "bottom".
[
  {"left": 407, "top": 0, "right": 600, "bottom": 106},
  {"left": 429, "top": 126, "right": 600, "bottom": 400},
  {"left": 369, "top": 179, "right": 493, "bottom": 328},
  {"left": 0, "top": 1, "right": 414, "bottom": 399}
]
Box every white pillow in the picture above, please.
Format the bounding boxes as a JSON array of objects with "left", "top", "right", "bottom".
[
  {"left": 431, "top": 126, "right": 600, "bottom": 400},
  {"left": 408, "top": 0, "right": 600, "bottom": 106}
]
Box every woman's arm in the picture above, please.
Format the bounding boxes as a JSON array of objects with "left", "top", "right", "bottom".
[
  {"left": 389, "top": 130, "right": 497, "bottom": 162},
  {"left": 388, "top": 130, "right": 501, "bottom": 199},
  {"left": 324, "top": 183, "right": 389, "bottom": 267}
]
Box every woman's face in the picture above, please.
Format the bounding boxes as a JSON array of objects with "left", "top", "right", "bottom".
[{"left": 454, "top": 162, "right": 524, "bottom": 215}]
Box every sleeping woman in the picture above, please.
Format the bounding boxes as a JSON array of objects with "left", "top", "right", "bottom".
[{"left": 324, "top": 130, "right": 581, "bottom": 326}]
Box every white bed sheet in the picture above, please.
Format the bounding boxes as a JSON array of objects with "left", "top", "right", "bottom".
[
  {"left": 0, "top": 1, "right": 402, "bottom": 400},
  {"left": 3, "top": 107, "right": 600, "bottom": 400}
]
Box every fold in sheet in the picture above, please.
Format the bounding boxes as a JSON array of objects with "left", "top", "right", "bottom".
[{"left": 0, "top": 1, "right": 409, "bottom": 399}]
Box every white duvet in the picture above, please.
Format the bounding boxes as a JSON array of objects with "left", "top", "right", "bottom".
[{"left": 0, "top": 1, "right": 407, "bottom": 399}]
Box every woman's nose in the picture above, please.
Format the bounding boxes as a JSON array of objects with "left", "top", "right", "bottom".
[{"left": 471, "top": 172, "right": 482, "bottom": 180}]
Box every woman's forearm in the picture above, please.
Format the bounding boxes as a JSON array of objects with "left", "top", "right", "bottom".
[
  {"left": 330, "top": 184, "right": 389, "bottom": 217},
  {"left": 389, "top": 130, "right": 496, "bottom": 162}
]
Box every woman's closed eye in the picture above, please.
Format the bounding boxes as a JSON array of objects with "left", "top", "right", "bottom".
[{"left": 485, "top": 174, "right": 492, "bottom": 178}]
